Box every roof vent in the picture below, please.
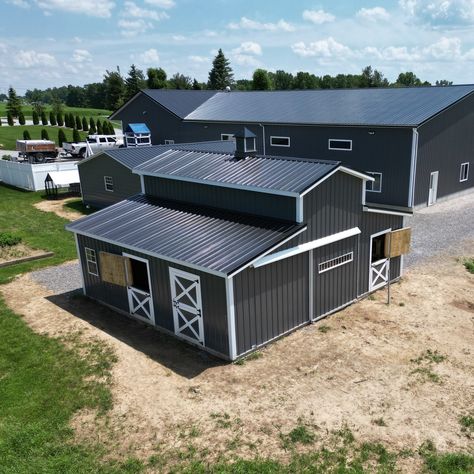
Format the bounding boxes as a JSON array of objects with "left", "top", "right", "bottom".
[{"left": 234, "top": 127, "right": 257, "bottom": 160}]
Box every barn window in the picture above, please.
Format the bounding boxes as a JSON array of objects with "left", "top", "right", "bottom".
[
  {"left": 221, "top": 134, "right": 235, "bottom": 141},
  {"left": 318, "top": 252, "right": 353, "bottom": 273},
  {"left": 270, "top": 136, "right": 290, "bottom": 147},
  {"left": 85, "top": 248, "right": 98, "bottom": 276},
  {"left": 328, "top": 139, "right": 352, "bottom": 151},
  {"left": 366, "top": 172, "right": 382, "bottom": 192},
  {"left": 371, "top": 234, "right": 386, "bottom": 263},
  {"left": 460, "top": 162, "right": 469, "bottom": 182},
  {"left": 164, "top": 139, "right": 175, "bottom": 144},
  {"left": 104, "top": 176, "right": 114, "bottom": 192}
]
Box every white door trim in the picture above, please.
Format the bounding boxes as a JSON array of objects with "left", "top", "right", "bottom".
[
  {"left": 169, "top": 267, "right": 205, "bottom": 346},
  {"left": 123, "top": 252, "right": 155, "bottom": 325},
  {"left": 369, "top": 228, "right": 391, "bottom": 292},
  {"left": 428, "top": 171, "right": 439, "bottom": 206}
]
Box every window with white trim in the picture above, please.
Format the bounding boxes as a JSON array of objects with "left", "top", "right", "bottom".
[
  {"left": 85, "top": 248, "right": 98, "bottom": 276},
  {"left": 366, "top": 172, "right": 382, "bottom": 192},
  {"left": 164, "top": 139, "right": 175, "bottom": 145},
  {"left": 319, "top": 252, "right": 353, "bottom": 273},
  {"left": 270, "top": 136, "right": 290, "bottom": 147},
  {"left": 328, "top": 139, "right": 352, "bottom": 151},
  {"left": 104, "top": 176, "right": 114, "bottom": 192},
  {"left": 460, "top": 162, "right": 469, "bottom": 182},
  {"left": 221, "top": 133, "right": 235, "bottom": 141}
]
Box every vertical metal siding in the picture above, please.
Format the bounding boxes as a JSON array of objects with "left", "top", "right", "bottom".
[
  {"left": 233, "top": 252, "right": 309, "bottom": 356},
  {"left": 415, "top": 93, "right": 474, "bottom": 206},
  {"left": 144, "top": 176, "right": 297, "bottom": 221},
  {"left": 76, "top": 234, "right": 230, "bottom": 356},
  {"left": 79, "top": 154, "right": 141, "bottom": 208}
]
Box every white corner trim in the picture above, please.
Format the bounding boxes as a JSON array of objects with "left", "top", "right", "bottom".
[
  {"left": 363, "top": 206, "right": 412, "bottom": 217},
  {"left": 74, "top": 234, "right": 86, "bottom": 295},
  {"left": 296, "top": 196, "right": 303, "bottom": 223},
  {"left": 140, "top": 175, "right": 145, "bottom": 194},
  {"left": 252, "top": 227, "right": 361, "bottom": 269},
  {"left": 408, "top": 128, "right": 419, "bottom": 207},
  {"left": 225, "top": 277, "right": 237, "bottom": 360}
]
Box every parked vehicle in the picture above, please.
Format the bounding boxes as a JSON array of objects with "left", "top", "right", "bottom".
[
  {"left": 63, "top": 135, "right": 124, "bottom": 158},
  {"left": 16, "top": 140, "right": 58, "bottom": 163}
]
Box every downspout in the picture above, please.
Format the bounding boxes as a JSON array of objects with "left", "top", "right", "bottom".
[
  {"left": 259, "top": 123, "right": 266, "bottom": 155},
  {"left": 408, "top": 128, "right": 419, "bottom": 208}
]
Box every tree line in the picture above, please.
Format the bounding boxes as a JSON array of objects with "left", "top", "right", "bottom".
[{"left": 6, "top": 48, "right": 453, "bottom": 113}]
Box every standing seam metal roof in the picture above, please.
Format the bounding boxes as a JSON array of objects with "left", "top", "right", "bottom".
[
  {"left": 133, "top": 149, "right": 340, "bottom": 195},
  {"left": 184, "top": 86, "right": 474, "bottom": 127},
  {"left": 66, "top": 195, "right": 305, "bottom": 275}
]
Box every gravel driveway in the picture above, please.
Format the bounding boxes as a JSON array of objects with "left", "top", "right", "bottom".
[{"left": 30, "top": 262, "right": 81, "bottom": 294}]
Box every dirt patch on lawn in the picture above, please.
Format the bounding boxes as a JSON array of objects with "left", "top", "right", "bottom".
[
  {"left": 0, "top": 244, "right": 48, "bottom": 265},
  {"left": 1, "top": 249, "right": 473, "bottom": 471},
  {"left": 34, "top": 198, "right": 83, "bottom": 221}
]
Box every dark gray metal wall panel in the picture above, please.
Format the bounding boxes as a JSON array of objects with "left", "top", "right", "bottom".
[
  {"left": 313, "top": 236, "right": 359, "bottom": 318},
  {"left": 144, "top": 176, "right": 296, "bottom": 221},
  {"left": 233, "top": 252, "right": 309, "bottom": 356},
  {"left": 79, "top": 154, "right": 141, "bottom": 208},
  {"left": 358, "top": 213, "right": 403, "bottom": 294},
  {"left": 76, "top": 234, "right": 230, "bottom": 356},
  {"left": 415, "top": 92, "right": 474, "bottom": 206}
]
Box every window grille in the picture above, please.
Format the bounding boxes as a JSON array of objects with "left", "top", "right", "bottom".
[{"left": 318, "top": 252, "right": 353, "bottom": 273}]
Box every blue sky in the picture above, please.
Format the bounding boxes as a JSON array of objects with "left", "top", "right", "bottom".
[{"left": 1, "top": 0, "right": 474, "bottom": 94}]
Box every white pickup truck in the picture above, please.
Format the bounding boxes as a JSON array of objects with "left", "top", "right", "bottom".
[{"left": 63, "top": 134, "right": 124, "bottom": 158}]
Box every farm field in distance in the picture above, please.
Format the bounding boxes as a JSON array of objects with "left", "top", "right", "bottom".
[{"left": 0, "top": 104, "right": 112, "bottom": 122}]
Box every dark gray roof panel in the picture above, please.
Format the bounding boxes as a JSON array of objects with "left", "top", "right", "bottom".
[
  {"left": 67, "top": 195, "right": 304, "bottom": 275},
  {"left": 91, "top": 140, "right": 236, "bottom": 169},
  {"left": 184, "top": 86, "right": 474, "bottom": 127},
  {"left": 134, "top": 149, "right": 339, "bottom": 195},
  {"left": 143, "top": 89, "right": 217, "bottom": 118}
]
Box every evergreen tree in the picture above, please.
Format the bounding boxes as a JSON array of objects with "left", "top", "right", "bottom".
[
  {"left": 192, "top": 78, "right": 203, "bottom": 90},
  {"left": 56, "top": 112, "right": 64, "bottom": 127},
  {"left": 0, "top": 117, "right": 2, "bottom": 126},
  {"left": 82, "top": 116, "right": 88, "bottom": 132},
  {"left": 104, "top": 69, "right": 125, "bottom": 110},
  {"left": 89, "top": 117, "right": 96, "bottom": 134},
  {"left": 75, "top": 115, "right": 82, "bottom": 130},
  {"left": 68, "top": 113, "right": 74, "bottom": 128},
  {"left": 49, "top": 111, "right": 57, "bottom": 126},
  {"left": 125, "top": 64, "right": 146, "bottom": 101},
  {"left": 41, "top": 129, "right": 49, "bottom": 140},
  {"left": 208, "top": 49, "right": 234, "bottom": 90},
  {"left": 6, "top": 87, "right": 22, "bottom": 117},
  {"left": 147, "top": 67, "right": 167, "bottom": 89},
  {"left": 32, "top": 110, "right": 39, "bottom": 125},
  {"left": 58, "top": 129, "right": 66, "bottom": 147},
  {"left": 72, "top": 128, "right": 81, "bottom": 143},
  {"left": 23, "top": 130, "right": 31, "bottom": 140},
  {"left": 41, "top": 111, "right": 48, "bottom": 125},
  {"left": 18, "top": 111, "right": 26, "bottom": 125},
  {"left": 96, "top": 120, "right": 103, "bottom": 135},
  {"left": 7, "top": 112, "right": 14, "bottom": 126},
  {"left": 252, "top": 69, "right": 272, "bottom": 90}
]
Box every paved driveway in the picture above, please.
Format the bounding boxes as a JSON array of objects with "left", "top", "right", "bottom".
[{"left": 404, "top": 191, "right": 474, "bottom": 268}]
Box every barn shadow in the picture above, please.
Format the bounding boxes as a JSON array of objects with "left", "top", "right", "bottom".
[{"left": 46, "top": 290, "right": 225, "bottom": 378}]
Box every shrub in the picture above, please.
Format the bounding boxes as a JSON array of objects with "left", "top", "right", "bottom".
[
  {"left": 23, "top": 130, "right": 31, "bottom": 140},
  {"left": 41, "top": 111, "right": 48, "bottom": 126},
  {"left": 41, "top": 129, "right": 49, "bottom": 140},
  {"left": 75, "top": 115, "right": 82, "bottom": 130},
  {"left": 96, "top": 120, "right": 103, "bottom": 135},
  {"left": 463, "top": 258, "right": 474, "bottom": 274},
  {"left": 58, "top": 129, "right": 66, "bottom": 147},
  {"left": 89, "top": 117, "right": 95, "bottom": 130},
  {"left": 49, "top": 111, "right": 56, "bottom": 126},
  {"left": 56, "top": 112, "right": 64, "bottom": 127},
  {"left": 7, "top": 112, "right": 14, "bottom": 126},
  {"left": 32, "top": 110, "right": 39, "bottom": 125},
  {"left": 18, "top": 111, "right": 26, "bottom": 125},
  {"left": 73, "top": 128, "right": 81, "bottom": 143},
  {"left": 89, "top": 121, "right": 96, "bottom": 135},
  {"left": 82, "top": 116, "right": 88, "bottom": 132},
  {"left": 0, "top": 232, "right": 22, "bottom": 248}
]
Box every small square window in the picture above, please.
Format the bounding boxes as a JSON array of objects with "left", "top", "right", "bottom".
[
  {"left": 366, "top": 172, "right": 382, "bottom": 193},
  {"left": 104, "top": 176, "right": 114, "bottom": 192},
  {"left": 221, "top": 134, "right": 235, "bottom": 141},
  {"left": 85, "top": 248, "right": 98, "bottom": 276},
  {"left": 328, "top": 139, "right": 352, "bottom": 151},
  {"left": 164, "top": 139, "right": 175, "bottom": 145},
  {"left": 270, "top": 136, "right": 290, "bottom": 147},
  {"left": 460, "top": 162, "right": 469, "bottom": 182}
]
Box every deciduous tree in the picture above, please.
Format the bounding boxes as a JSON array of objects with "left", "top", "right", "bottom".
[
  {"left": 252, "top": 69, "right": 272, "bottom": 90},
  {"left": 147, "top": 67, "right": 167, "bottom": 89}
]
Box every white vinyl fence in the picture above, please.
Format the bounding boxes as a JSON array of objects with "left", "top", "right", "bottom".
[{"left": 0, "top": 160, "right": 79, "bottom": 191}]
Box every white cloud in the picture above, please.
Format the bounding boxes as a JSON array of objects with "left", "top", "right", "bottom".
[
  {"left": 72, "top": 49, "right": 92, "bottom": 63},
  {"left": 228, "top": 16, "right": 295, "bottom": 32},
  {"left": 189, "top": 55, "right": 208, "bottom": 63},
  {"left": 172, "top": 34, "right": 186, "bottom": 41},
  {"left": 292, "top": 37, "right": 352, "bottom": 58},
  {"left": 302, "top": 9, "right": 335, "bottom": 24},
  {"left": 232, "top": 41, "right": 262, "bottom": 56},
  {"left": 14, "top": 50, "right": 57, "bottom": 67},
  {"left": 423, "top": 36, "right": 462, "bottom": 59},
  {"left": 356, "top": 7, "right": 390, "bottom": 21},
  {"left": 35, "top": 0, "right": 115, "bottom": 18},
  {"left": 0, "top": 43, "right": 7, "bottom": 54},
  {"left": 7, "top": 0, "right": 30, "bottom": 8},
  {"left": 144, "top": 0, "right": 175, "bottom": 8},
  {"left": 400, "top": 0, "right": 474, "bottom": 25},
  {"left": 118, "top": 19, "right": 153, "bottom": 37},
  {"left": 136, "top": 48, "right": 160, "bottom": 64},
  {"left": 204, "top": 30, "right": 217, "bottom": 37},
  {"left": 124, "top": 1, "right": 169, "bottom": 21},
  {"left": 232, "top": 54, "right": 260, "bottom": 67}
]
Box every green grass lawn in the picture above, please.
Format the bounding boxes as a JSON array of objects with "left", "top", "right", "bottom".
[
  {"left": 0, "top": 125, "right": 88, "bottom": 151},
  {"left": 0, "top": 104, "right": 112, "bottom": 121}
]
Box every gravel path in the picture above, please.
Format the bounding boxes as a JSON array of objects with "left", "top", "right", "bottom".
[
  {"left": 405, "top": 191, "right": 474, "bottom": 267},
  {"left": 30, "top": 262, "right": 81, "bottom": 294}
]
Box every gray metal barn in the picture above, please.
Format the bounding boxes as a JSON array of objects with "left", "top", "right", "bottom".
[{"left": 68, "top": 132, "right": 406, "bottom": 360}]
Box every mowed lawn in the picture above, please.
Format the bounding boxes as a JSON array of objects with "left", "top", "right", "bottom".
[{"left": 0, "top": 125, "right": 88, "bottom": 150}]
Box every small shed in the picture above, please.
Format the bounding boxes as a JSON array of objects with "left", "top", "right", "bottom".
[
  {"left": 124, "top": 123, "right": 152, "bottom": 148},
  {"left": 45, "top": 169, "right": 80, "bottom": 198}
]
